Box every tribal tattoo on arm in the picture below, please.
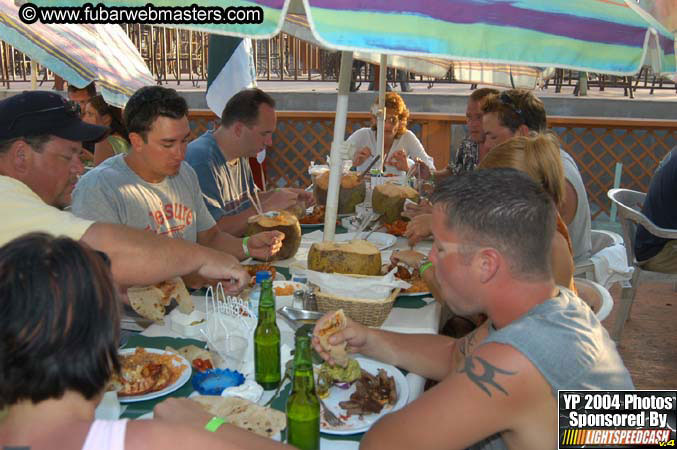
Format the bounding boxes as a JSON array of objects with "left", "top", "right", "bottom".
[{"left": 460, "top": 356, "right": 517, "bottom": 397}]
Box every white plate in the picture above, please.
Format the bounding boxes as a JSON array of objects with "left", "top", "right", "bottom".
[
  {"left": 333, "top": 232, "right": 397, "bottom": 251},
  {"left": 319, "top": 356, "right": 409, "bottom": 435},
  {"left": 117, "top": 348, "right": 192, "bottom": 403}
]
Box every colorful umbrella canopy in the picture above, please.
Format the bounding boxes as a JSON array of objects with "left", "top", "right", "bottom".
[
  {"left": 283, "top": 11, "right": 547, "bottom": 89},
  {"left": 302, "top": 0, "right": 676, "bottom": 76},
  {"left": 33, "top": 0, "right": 676, "bottom": 75},
  {"left": 0, "top": 0, "right": 155, "bottom": 107}
]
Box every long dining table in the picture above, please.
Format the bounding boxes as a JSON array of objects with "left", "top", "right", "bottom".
[{"left": 115, "top": 225, "right": 441, "bottom": 445}]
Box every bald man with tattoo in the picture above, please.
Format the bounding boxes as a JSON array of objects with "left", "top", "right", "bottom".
[{"left": 313, "top": 169, "right": 633, "bottom": 450}]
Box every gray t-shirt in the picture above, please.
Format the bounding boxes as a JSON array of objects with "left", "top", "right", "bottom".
[
  {"left": 560, "top": 149, "right": 592, "bottom": 263},
  {"left": 471, "top": 289, "right": 633, "bottom": 450},
  {"left": 72, "top": 154, "right": 215, "bottom": 242}
]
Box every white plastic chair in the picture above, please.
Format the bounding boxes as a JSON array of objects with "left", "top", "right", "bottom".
[
  {"left": 574, "top": 229, "right": 625, "bottom": 281},
  {"left": 607, "top": 188, "right": 677, "bottom": 341},
  {"left": 573, "top": 278, "right": 613, "bottom": 322}
]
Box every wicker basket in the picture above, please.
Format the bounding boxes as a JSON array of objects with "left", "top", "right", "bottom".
[{"left": 312, "top": 283, "right": 400, "bottom": 327}]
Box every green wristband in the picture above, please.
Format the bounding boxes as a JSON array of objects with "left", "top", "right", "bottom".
[
  {"left": 242, "top": 236, "right": 251, "bottom": 259},
  {"left": 419, "top": 261, "right": 433, "bottom": 277},
  {"left": 205, "top": 416, "right": 227, "bottom": 432}
]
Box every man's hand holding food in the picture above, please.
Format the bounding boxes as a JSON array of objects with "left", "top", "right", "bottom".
[{"left": 404, "top": 213, "right": 433, "bottom": 247}]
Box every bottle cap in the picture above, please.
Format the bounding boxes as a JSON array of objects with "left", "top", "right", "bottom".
[{"left": 255, "top": 271, "right": 272, "bottom": 283}]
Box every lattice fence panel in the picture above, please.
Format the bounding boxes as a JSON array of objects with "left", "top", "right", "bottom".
[{"left": 189, "top": 111, "right": 677, "bottom": 221}]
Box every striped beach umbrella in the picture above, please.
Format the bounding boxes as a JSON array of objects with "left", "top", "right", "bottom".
[
  {"left": 0, "top": 0, "right": 155, "bottom": 107},
  {"left": 33, "top": 0, "right": 675, "bottom": 75}
]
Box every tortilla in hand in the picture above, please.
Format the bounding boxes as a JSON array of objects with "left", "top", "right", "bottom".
[
  {"left": 127, "top": 277, "right": 194, "bottom": 323},
  {"left": 191, "top": 396, "right": 286, "bottom": 438},
  {"left": 314, "top": 309, "right": 349, "bottom": 367}
]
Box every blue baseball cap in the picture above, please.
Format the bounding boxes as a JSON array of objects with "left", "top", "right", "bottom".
[{"left": 0, "top": 91, "right": 107, "bottom": 142}]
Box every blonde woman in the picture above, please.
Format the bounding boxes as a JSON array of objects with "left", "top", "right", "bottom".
[
  {"left": 348, "top": 92, "right": 434, "bottom": 175},
  {"left": 479, "top": 133, "right": 575, "bottom": 292}
]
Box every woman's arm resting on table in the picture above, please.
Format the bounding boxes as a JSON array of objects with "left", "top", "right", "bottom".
[{"left": 127, "top": 398, "right": 288, "bottom": 450}]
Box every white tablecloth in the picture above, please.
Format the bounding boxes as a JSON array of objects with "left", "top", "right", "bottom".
[{"left": 138, "top": 233, "right": 439, "bottom": 428}]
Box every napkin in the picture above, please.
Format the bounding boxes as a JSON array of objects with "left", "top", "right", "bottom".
[
  {"left": 306, "top": 268, "right": 410, "bottom": 300},
  {"left": 591, "top": 243, "right": 634, "bottom": 289}
]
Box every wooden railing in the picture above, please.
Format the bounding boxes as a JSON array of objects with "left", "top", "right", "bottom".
[{"left": 188, "top": 111, "right": 677, "bottom": 221}]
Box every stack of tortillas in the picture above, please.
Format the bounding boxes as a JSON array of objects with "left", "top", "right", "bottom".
[
  {"left": 191, "top": 395, "right": 286, "bottom": 437},
  {"left": 127, "top": 277, "right": 194, "bottom": 322}
]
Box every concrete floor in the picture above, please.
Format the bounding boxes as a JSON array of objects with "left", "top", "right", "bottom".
[{"left": 604, "top": 281, "right": 677, "bottom": 389}]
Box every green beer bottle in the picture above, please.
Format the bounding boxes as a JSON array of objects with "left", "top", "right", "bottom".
[
  {"left": 254, "top": 278, "right": 281, "bottom": 390},
  {"left": 286, "top": 335, "right": 320, "bottom": 450}
]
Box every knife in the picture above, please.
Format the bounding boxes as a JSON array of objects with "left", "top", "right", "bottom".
[{"left": 357, "top": 154, "right": 382, "bottom": 180}]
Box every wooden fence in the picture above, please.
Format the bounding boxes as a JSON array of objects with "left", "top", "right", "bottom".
[{"left": 188, "top": 111, "right": 677, "bottom": 221}]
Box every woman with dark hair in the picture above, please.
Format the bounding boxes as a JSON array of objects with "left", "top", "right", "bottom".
[
  {"left": 83, "top": 94, "right": 131, "bottom": 166},
  {"left": 348, "top": 92, "right": 434, "bottom": 175},
  {"left": 0, "top": 233, "right": 286, "bottom": 450}
]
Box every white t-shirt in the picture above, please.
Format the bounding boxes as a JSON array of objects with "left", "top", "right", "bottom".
[
  {"left": 0, "top": 175, "right": 94, "bottom": 246},
  {"left": 560, "top": 149, "right": 592, "bottom": 263},
  {"left": 346, "top": 128, "right": 435, "bottom": 175}
]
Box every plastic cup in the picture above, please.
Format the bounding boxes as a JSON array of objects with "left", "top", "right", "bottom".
[{"left": 212, "top": 335, "right": 248, "bottom": 372}]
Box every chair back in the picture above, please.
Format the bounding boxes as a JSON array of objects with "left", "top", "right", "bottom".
[
  {"left": 573, "top": 278, "right": 613, "bottom": 322},
  {"left": 590, "top": 230, "right": 623, "bottom": 255},
  {"left": 608, "top": 188, "right": 677, "bottom": 264},
  {"left": 608, "top": 189, "right": 645, "bottom": 264}
]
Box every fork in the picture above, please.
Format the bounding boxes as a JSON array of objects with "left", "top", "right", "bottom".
[{"left": 319, "top": 398, "right": 345, "bottom": 426}]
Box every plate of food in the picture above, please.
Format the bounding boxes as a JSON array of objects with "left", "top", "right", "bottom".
[
  {"left": 114, "top": 347, "right": 191, "bottom": 403},
  {"left": 299, "top": 205, "right": 325, "bottom": 229},
  {"left": 382, "top": 219, "right": 409, "bottom": 238},
  {"left": 333, "top": 232, "right": 397, "bottom": 251},
  {"left": 317, "top": 356, "right": 409, "bottom": 435},
  {"left": 385, "top": 263, "right": 431, "bottom": 297},
  {"left": 313, "top": 310, "right": 408, "bottom": 435}
]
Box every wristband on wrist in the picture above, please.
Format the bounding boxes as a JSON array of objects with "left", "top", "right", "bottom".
[
  {"left": 205, "top": 416, "right": 227, "bottom": 432},
  {"left": 242, "top": 236, "right": 251, "bottom": 259},
  {"left": 419, "top": 261, "right": 433, "bottom": 277}
]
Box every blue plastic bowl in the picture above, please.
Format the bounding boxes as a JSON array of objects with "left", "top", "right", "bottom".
[{"left": 192, "top": 369, "right": 245, "bottom": 395}]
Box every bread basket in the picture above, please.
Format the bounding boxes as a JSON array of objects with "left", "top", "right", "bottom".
[{"left": 310, "top": 274, "right": 400, "bottom": 327}]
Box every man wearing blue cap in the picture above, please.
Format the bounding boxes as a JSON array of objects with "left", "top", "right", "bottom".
[{"left": 0, "top": 90, "right": 248, "bottom": 293}]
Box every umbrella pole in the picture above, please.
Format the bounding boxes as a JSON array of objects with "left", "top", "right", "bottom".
[
  {"left": 30, "top": 61, "right": 37, "bottom": 90},
  {"left": 376, "top": 55, "right": 387, "bottom": 172},
  {"left": 323, "top": 50, "right": 353, "bottom": 241}
]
